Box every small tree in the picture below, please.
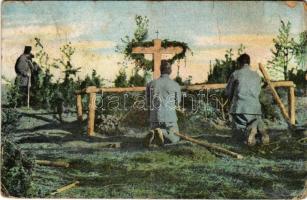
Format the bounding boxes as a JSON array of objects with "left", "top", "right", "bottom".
[
  {"left": 207, "top": 44, "right": 245, "bottom": 83},
  {"left": 80, "top": 69, "right": 104, "bottom": 89},
  {"left": 114, "top": 68, "right": 129, "bottom": 87},
  {"left": 268, "top": 20, "right": 302, "bottom": 80},
  {"left": 294, "top": 31, "right": 307, "bottom": 69}
]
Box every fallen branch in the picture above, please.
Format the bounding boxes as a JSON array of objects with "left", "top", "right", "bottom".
[
  {"left": 175, "top": 132, "right": 244, "bottom": 159},
  {"left": 192, "top": 133, "right": 232, "bottom": 139},
  {"left": 36, "top": 160, "right": 70, "bottom": 168},
  {"left": 50, "top": 181, "right": 80, "bottom": 195}
]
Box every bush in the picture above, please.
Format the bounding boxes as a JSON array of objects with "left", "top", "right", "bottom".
[
  {"left": 207, "top": 46, "right": 245, "bottom": 84},
  {"left": 1, "top": 108, "right": 38, "bottom": 197},
  {"left": 114, "top": 68, "right": 129, "bottom": 87}
]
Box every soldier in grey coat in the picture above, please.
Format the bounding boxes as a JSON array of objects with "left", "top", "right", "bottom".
[
  {"left": 15, "top": 46, "right": 34, "bottom": 106},
  {"left": 226, "top": 54, "right": 269, "bottom": 146},
  {"left": 144, "top": 60, "right": 181, "bottom": 147}
]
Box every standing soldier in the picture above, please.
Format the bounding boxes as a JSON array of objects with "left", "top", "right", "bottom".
[
  {"left": 15, "top": 46, "right": 34, "bottom": 107},
  {"left": 144, "top": 60, "right": 182, "bottom": 147},
  {"left": 226, "top": 54, "right": 269, "bottom": 146}
]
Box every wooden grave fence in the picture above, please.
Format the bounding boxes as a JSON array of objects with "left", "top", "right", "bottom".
[{"left": 75, "top": 64, "right": 296, "bottom": 136}]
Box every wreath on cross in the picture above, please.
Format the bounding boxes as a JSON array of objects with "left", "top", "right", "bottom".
[{"left": 125, "top": 39, "right": 192, "bottom": 71}]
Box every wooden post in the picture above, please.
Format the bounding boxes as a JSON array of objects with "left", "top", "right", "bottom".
[
  {"left": 76, "top": 94, "right": 83, "bottom": 122},
  {"left": 87, "top": 86, "right": 97, "bottom": 136},
  {"left": 288, "top": 86, "right": 296, "bottom": 125},
  {"left": 258, "top": 63, "right": 291, "bottom": 123},
  {"left": 153, "top": 39, "right": 162, "bottom": 79}
]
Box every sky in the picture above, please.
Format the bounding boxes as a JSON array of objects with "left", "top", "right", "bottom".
[{"left": 1, "top": 1, "right": 306, "bottom": 85}]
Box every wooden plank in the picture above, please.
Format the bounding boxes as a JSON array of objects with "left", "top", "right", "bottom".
[
  {"left": 258, "top": 63, "right": 291, "bottom": 122},
  {"left": 36, "top": 160, "right": 70, "bottom": 168},
  {"left": 271, "top": 81, "right": 295, "bottom": 88},
  {"left": 76, "top": 81, "right": 295, "bottom": 95},
  {"left": 153, "top": 39, "right": 162, "bottom": 79},
  {"left": 183, "top": 83, "right": 226, "bottom": 91},
  {"left": 79, "top": 84, "right": 226, "bottom": 94},
  {"left": 87, "top": 89, "right": 96, "bottom": 136},
  {"left": 160, "top": 46, "right": 183, "bottom": 54},
  {"left": 289, "top": 86, "right": 296, "bottom": 125},
  {"left": 100, "top": 87, "right": 146, "bottom": 93},
  {"left": 132, "top": 46, "right": 155, "bottom": 54},
  {"left": 76, "top": 94, "right": 83, "bottom": 122},
  {"left": 75, "top": 81, "right": 294, "bottom": 95},
  {"left": 50, "top": 181, "right": 80, "bottom": 195},
  {"left": 153, "top": 50, "right": 161, "bottom": 79}
]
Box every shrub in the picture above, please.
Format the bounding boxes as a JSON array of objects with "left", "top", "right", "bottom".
[{"left": 1, "top": 108, "right": 38, "bottom": 197}]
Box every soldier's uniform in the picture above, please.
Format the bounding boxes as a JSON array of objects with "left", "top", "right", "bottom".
[
  {"left": 15, "top": 53, "right": 33, "bottom": 105},
  {"left": 146, "top": 74, "right": 181, "bottom": 144},
  {"left": 15, "top": 54, "right": 32, "bottom": 87},
  {"left": 226, "top": 64, "right": 268, "bottom": 145}
]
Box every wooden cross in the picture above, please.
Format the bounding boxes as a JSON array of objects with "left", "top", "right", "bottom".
[{"left": 132, "top": 39, "right": 183, "bottom": 79}]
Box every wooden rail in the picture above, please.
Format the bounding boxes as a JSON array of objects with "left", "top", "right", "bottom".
[{"left": 76, "top": 69, "right": 296, "bottom": 136}]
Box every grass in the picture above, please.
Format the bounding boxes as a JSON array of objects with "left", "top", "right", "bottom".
[{"left": 7, "top": 108, "right": 307, "bottom": 198}]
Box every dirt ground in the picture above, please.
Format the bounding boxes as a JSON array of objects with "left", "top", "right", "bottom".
[{"left": 9, "top": 106, "right": 306, "bottom": 198}]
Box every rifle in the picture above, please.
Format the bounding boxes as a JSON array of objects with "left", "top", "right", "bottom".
[{"left": 27, "top": 73, "right": 31, "bottom": 109}]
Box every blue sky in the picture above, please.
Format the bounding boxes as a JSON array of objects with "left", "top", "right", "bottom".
[{"left": 2, "top": 1, "right": 306, "bottom": 83}]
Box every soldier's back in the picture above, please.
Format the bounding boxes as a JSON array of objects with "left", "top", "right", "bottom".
[
  {"left": 148, "top": 74, "right": 181, "bottom": 122},
  {"left": 231, "top": 65, "right": 261, "bottom": 114}
]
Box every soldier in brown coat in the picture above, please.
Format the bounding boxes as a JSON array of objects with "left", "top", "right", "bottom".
[{"left": 14, "top": 46, "right": 34, "bottom": 106}]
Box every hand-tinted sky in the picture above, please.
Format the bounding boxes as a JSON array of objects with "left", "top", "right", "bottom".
[{"left": 2, "top": 1, "right": 306, "bottom": 84}]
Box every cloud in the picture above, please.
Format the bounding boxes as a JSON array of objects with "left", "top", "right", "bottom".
[
  {"left": 73, "top": 40, "right": 115, "bottom": 50},
  {"left": 193, "top": 34, "right": 275, "bottom": 49}
]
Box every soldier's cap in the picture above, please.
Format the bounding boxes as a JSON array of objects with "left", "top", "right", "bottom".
[{"left": 24, "top": 46, "right": 32, "bottom": 54}]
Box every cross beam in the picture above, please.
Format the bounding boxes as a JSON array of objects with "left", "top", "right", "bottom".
[{"left": 132, "top": 39, "right": 183, "bottom": 79}]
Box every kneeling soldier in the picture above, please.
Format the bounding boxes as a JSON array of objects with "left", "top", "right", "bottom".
[
  {"left": 226, "top": 54, "right": 269, "bottom": 146},
  {"left": 144, "top": 60, "right": 181, "bottom": 147}
]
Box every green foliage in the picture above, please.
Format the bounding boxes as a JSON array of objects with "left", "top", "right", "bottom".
[
  {"left": 114, "top": 68, "right": 129, "bottom": 87},
  {"left": 1, "top": 108, "right": 22, "bottom": 134},
  {"left": 268, "top": 21, "right": 306, "bottom": 80},
  {"left": 207, "top": 45, "right": 245, "bottom": 83},
  {"left": 126, "top": 39, "right": 191, "bottom": 72},
  {"left": 6, "top": 38, "right": 105, "bottom": 109},
  {"left": 174, "top": 76, "right": 184, "bottom": 85},
  {"left": 1, "top": 108, "right": 38, "bottom": 197},
  {"left": 128, "top": 69, "right": 146, "bottom": 86},
  {"left": 2, "top": 76, "right": 22, "bottom": 108},
  {"left": 134, "top": 15, "right": 149, "bottom": 42},
  {"left": 288, "top": 68, "right": 307, "bottom": 90},
  {"left": 81, "top": 69, "right": 104, "bottom": 89},
  {"left": 293, "top": 31, "right": 307, "bottom": 68},
  {"left": 1, "top": 139, "right": 37, "bottom": 197}
]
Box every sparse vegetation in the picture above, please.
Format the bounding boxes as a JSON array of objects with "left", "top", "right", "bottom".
[
  {"left": 1, "top": 15, "right": 306, "bottom": 199},
  {"left": 268, "top": 20, "right": 307, "bottom": 83}
]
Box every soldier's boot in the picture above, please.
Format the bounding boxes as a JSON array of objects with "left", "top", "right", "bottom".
[
  {"left": 154, "top": 128, "right": 164, "bottom": 146},
  {"left": 143, "top": 130, "right": 155, "bottom": 148},
  {"left": 259, "top": 129, "right": 270, "bottom": 145},
  {"left": 247, "top": 127, "right": 257, "bottom": 146}
]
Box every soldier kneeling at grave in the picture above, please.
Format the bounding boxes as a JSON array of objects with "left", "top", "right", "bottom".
[
  {"left": 144, "top": 60, "right": 182, "bottom": 147},
  {"left": 225, "top": 54, "right": 270, "bottom": 146}
]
